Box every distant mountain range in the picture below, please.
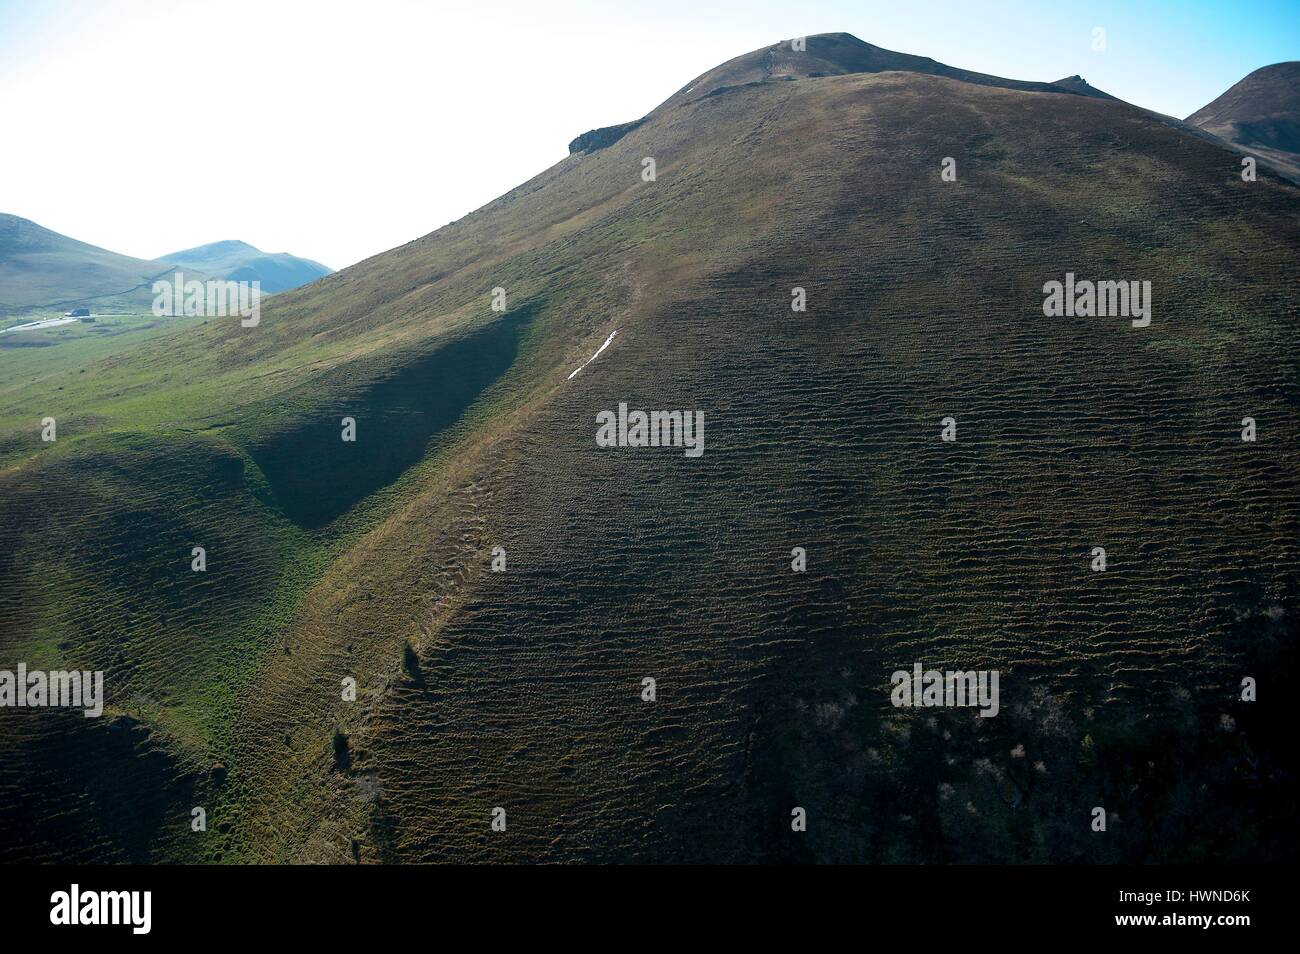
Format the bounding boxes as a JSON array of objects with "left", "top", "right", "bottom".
[
  {"left": 0, "top": 215, "right": 331, "bottom": 314},
  {"left": 159, "top": 240, "right": 332, "bottom": 294}
]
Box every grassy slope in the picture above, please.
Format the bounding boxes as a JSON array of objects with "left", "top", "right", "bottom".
[
  {"left": 0, "top": 214, "right": 201, "bottom": 315},
  {"left": 1, "top": 54, "right": 1297, "bottom": 862}
]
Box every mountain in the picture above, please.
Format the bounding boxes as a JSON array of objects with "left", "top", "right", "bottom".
[
  {"left": 662, "top": 32, "right": 1116, "bottom": 106},
  {"left": 1, "top": 33, "right": 1297, "bottom": 865},
  {"left": 1187, "top": 62, "right": 1300, "bottom": 182},
  {"left": 1050, "top": 74, "right": 1116, "bottom": 99},
  {"left": 572, "top": 33, "right": 1115, "bottom": 152},
  {"left": 160, "top": 239, "right": 332, "bottom": 293},
  {"left": 0, "top": 213, "right": 191, "bottom": 314}
]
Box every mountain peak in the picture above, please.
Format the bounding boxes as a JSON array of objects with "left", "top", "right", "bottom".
[
  {"left": 655, "top": 32, "right": 1112, "bottom": 111},
  {"left": 1186, "top": 61, "right": 1300, "bottom": 129},
  {"left": 1186, "top": 61, "right": 1300, "bottom": 182},
  {"left": 160, "top": 239, "right": 331, "bottom": 293},
  {"left": 570, "top": 32, "right": 1118, "bottom": 156},
  {"left": 170, "top": 238, "right": 262, "bottom": 257}
]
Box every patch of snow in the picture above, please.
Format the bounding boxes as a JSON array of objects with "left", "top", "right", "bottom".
[{"left": 567, "top": 329, "right": 617, "bottom": 380}]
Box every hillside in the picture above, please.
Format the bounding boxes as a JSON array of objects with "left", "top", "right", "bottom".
[
  {"left": 160, "top": 239, "right": 332, "bottom": 293},
  {"left": 1, "top": 33, "right": 1297, "bottom": 864},
  {"left": 1187, "top": 62, "right": 1300, "bottom": 182},
  {"left": 0, "top": 214, "right": 192, "bottom": 315}
]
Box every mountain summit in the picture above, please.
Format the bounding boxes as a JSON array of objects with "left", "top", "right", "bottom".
[
  {"left": 1187, "top": 61, "right": 1300, "bottom": 182},
  {"left": 572, "top": 32, "right": 1115, "bottom": 154},
  {"left": 160, "top": 239, "right": 332, "bottom": 293},
  {"left": 661, "top": 32, "right": 1116, "bottom": 107}
]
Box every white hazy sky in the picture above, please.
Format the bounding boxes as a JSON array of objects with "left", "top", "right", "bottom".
[{"left": 1, "top": 0, "right": 1296, "bottom": 270}]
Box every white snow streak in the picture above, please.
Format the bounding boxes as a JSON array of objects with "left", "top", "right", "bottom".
[{"left": 567, "top": 330, "right": 617, "bottom": 380}]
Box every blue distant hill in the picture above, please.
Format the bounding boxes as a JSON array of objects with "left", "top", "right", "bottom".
[{"left": 160, "top": 239, "right": 332, "bottom": 293}]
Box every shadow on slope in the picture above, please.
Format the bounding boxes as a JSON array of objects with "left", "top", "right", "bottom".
[
  {"left": 0, "top": 710, "right": 200, "bottom": 863},
  {"left": 245, "top": 306, "right": 538, "bottom": 530}
]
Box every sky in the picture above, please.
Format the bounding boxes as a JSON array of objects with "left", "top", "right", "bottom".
[{"left": 0, "top": 0, "right": 1296, "bottom": 270}]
